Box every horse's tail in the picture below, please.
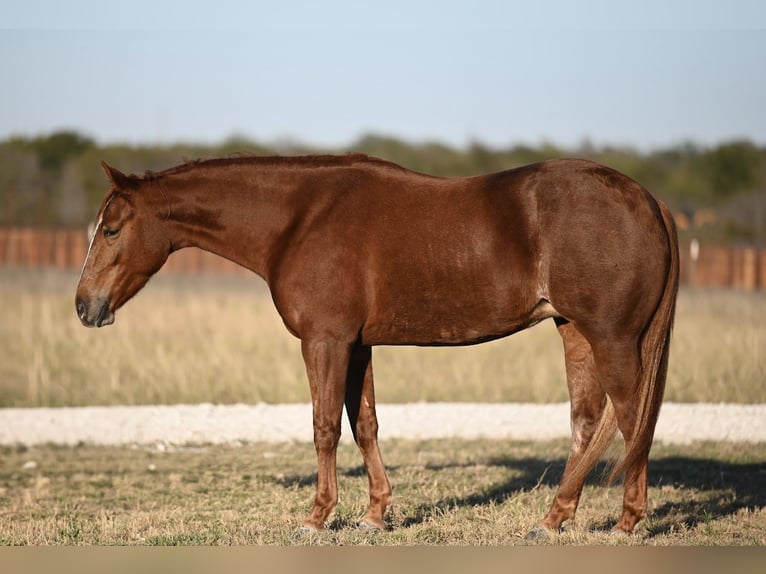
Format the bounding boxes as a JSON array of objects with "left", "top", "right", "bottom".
[
  {"left": 609, "top": 199, "right": 679, "bottom": 481},
  {"left": 563, "top": 199, "right": 679, "bottom": 489}
]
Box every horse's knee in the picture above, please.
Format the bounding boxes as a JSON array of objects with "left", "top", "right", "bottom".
[
  {"left": 313, "top": 422, "right": 341, "bottom": 452},
  {"left": 354, "top": 417, "right": 379, "bottom": 449}
]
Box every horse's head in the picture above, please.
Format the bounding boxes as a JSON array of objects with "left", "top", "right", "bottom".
[{"left": 75, "top": 162, "right": 170, "bottom": 327}]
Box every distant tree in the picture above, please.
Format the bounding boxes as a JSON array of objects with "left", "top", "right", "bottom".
[
  {"left": 55, "top": 160, "right": 87, "bottom": 226},
  {"left": 0, "top": 145, "right": 44, "bottom": 225},
  {"left": 468, "top": 141, "right": 499, "bottom": 174},
  {"left": 31, "top": 131, "right": 95, "bottom": 173},
  {"left": 706, "top": 140, "right": 761, "bottom": 198}
]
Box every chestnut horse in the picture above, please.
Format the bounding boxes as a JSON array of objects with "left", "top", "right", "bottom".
[{"left": 75, "top": 154, "right": 678, "bottom": 538}]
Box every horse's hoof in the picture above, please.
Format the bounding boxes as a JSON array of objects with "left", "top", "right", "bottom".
[
  {"left": 292, "top": 524, "right": 321, "bottom": 540},
  {"left": 356, "top": 518, "right": 386, "bottom": 532},
  {"left": 524, "top": 525, "right": 555, "bottom": 541}
]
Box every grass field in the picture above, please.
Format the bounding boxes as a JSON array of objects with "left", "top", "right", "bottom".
[
  {"left": 1, "top": 439, "right": 764, "bottom": 545},
  {"left": 0, "top": 267, "right": 764, "bottom": 407}
]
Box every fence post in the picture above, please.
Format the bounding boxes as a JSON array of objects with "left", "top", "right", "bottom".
[
  {"left": 689, "top": 239, "right": 699, "bottom": 289},
  {"left": 0, "top": 228, "right": 8, "bottom": 266},
  {"left": 741, "top": 248, "right": 757, "bottom": 291},
  {"left": 759, "top": 250, "right": 766, "bottom": 291}
]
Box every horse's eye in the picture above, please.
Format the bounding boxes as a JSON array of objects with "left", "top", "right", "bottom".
[{"left": 103, "top": 227, "right": 120, "bottom": 238}]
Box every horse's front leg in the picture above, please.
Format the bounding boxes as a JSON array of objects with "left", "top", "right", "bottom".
[{"left": 300, "top": 337, "right": 352, "bottom": 531}]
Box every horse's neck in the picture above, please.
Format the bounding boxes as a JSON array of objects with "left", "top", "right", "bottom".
[{"left": 162, "top": 166, "right": 303, "bottom": 280}]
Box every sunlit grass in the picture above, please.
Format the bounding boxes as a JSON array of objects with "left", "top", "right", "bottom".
[
  {"left": 0, "top": 439, "right": 763, "bottom": 545},
  {"left": 1, "top": 268, "right": 764, "bottom": 407}
]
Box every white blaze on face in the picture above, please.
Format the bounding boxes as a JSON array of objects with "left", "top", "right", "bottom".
[
  {"left": 79, "top": 214, "right": 103, "bottom": 283},
  {"left": 79, "top": 194, "right": 118, "bottom": 283}
]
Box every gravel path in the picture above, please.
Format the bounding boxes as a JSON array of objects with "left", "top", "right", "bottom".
[{"left": 1, "top": 402, "right": 764, "bottom": 447}]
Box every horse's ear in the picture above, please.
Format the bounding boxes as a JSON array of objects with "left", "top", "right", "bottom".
[{"left": 101, "top": 161, "right": 132, "bottom": 189}]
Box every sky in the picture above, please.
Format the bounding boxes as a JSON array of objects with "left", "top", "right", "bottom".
[{"left": 1, "top": 0, "right": 766, "bottom": 151}]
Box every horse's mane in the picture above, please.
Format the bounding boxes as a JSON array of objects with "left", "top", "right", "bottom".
[{"left": 141, "top": 153, "right": 406, "bottom": 180}]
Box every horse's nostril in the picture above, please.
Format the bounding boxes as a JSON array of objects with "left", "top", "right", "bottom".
[
  {"left": 95, "top": 301, "right": 110, "bottom": 327},
  {"left": 76, "top": 298, "right": 87, "bottom": 320}
]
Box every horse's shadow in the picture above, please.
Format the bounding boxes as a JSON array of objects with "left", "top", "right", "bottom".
[
  {"left": 270, "top": 452, "right": 765, "bottom": 537},
  {"left": 633, "top": 455, "right": 766, "bottom": 536},
  {"left": 398, "top": 454, "right": 766, "bottom": 536}
]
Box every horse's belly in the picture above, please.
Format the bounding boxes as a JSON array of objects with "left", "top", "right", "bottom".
[{"left": 361, "top": 286, "right": 544, "bottom": 346}]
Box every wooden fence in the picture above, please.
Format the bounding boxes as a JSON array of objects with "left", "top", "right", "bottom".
[{"left": 1, "top": 227, "right": 765, "bottom": 290}]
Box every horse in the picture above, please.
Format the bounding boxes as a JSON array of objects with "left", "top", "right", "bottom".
[{"left": 75, "top": 154, "right": 679, "bottom": 538}]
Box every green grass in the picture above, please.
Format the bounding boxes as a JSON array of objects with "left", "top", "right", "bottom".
[
  {"left": 0, "top": 439, "right": 764, "bottom": 545},
  {"left": 1, "top": 268, "right": 765, "bottom": 406}
]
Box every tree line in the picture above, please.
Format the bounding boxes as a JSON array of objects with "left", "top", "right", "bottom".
[{"left": 1, "top": 131, "right": 764, "bottom": 245}]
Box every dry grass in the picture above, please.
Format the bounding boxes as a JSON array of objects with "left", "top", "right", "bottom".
[
  {"left": 0, "top": 438, "right": 764, "bottom": 546},
  {"left": 1, "top": 267, "right": 765, "bottom": 406}
]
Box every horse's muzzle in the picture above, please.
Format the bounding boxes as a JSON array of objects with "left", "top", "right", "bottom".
[{"left": 76, "top": 297, "right": 115, "bottom": 328}]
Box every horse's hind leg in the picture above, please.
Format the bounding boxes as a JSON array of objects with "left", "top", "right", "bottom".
[
  {"left": 591, "top": 339, "right": 648, "bottom": 534},
  {"left": 531, "top": 321, "right": 606, "bottom": 537},
  {"left": 344, "top": 344, "right": 393, "bottom": 530}
]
